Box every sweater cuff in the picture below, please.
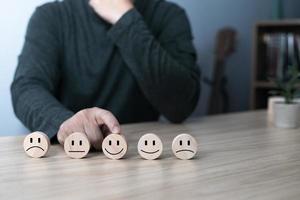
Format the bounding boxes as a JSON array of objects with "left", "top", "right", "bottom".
[{"left": 108, "top": 8, "right": 142, "bottom": 42}]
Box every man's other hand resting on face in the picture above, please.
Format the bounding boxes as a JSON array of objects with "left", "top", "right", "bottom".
[{"left": 11, "top": 0, "right": 200, "bottom": 149}]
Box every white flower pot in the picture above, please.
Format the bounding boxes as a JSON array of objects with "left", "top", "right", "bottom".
[
  {"left": 274, "top": 102, "right": 300, "bottom": 129},
  {"left": 268, "top": 96, "right": 300, "bottom": 123},
  {"left": 268, "top": 96, "right": 284, "bottom": 122}
]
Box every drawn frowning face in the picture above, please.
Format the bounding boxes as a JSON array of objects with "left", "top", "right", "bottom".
[
  {"left": 172, "top": 134, "right": 198, "bottom": 160},
  {"left": 64, "top": 132, "right": 90, "bottom": 159},
  {"left": 23, "top": 132, "right": 50, "bottom": 158},
  {"left": 102, "top": 134, "right": 127, "bottom": 160},
  {"left": 138, "top": 133, "right": 163, "bottom": 160}
]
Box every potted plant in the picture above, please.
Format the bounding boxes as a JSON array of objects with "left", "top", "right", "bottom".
[{"left": 271, "top": 65, "right": 300, "bottom": 128}]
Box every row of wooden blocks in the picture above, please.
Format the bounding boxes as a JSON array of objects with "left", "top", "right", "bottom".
[{"left": 23, "top": 132, "right": 198, "bottom": 160}]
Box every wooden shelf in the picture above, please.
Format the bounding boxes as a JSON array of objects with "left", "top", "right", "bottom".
[
  {"left": 254, "top": 81, "right": 300, "bottom": 89},
  {"left": 254, "top": 81, "right": 277, "bottom": 88},
  {"left": 256, "top": 20, "right": 300, "bottom": 27},
  {"left": 251, "top": 20, "right": 300, "bottom": 110}
]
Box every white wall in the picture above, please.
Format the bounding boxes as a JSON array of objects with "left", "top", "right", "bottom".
[
  {"left": 1, "top": 0, "right": 300, "bottom": 136},
  {"left": 0, "top": 1, "right": 49, "bottom": 136}
]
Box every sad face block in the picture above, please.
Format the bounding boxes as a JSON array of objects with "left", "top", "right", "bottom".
[
  {"left": 172, "top": 134, "right": 198, "bottom": 160},
  {"left": 138, "top": 133, "right": 163, "bottom": 160},
  {"left": 64, "top": 132, "right": 90, "bottom": 159},
  {"left": 102, "top": 134, "right": 127, "bottom": 160},
  {"left": 23, "top": 132, "right": 50, "bottom": 158}
]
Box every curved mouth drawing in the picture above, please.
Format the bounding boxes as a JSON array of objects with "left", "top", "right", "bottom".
[
  {"left": 176, "top": 149, "right": 194, "bottom": 153},
  {"left": 105, "top": 148, "right": 124, "bottom": 155},
  {"left": 141, "top": 149, "right": 160, "bottom": 154},
  {"left": 26, "top": 146, "right": 44, "bottom": 151}
]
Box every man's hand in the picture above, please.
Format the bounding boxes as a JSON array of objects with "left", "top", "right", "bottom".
[
  {"left": 89, "top": 0, "right": 134, "bottom": 24},
  {"left": 57, "top": 107, "right": 121, "bottom": 150}
]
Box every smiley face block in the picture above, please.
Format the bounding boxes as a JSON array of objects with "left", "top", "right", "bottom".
[
  {"left": 102, "top": 134, "right": 127, "bottom": 160},
  {"left": 64, "top": 132, "right": 90, "bottom": 159},
  {"left": 138, "top": 133, "right": 163, "bottom": 160},
  {"left": 23, "top": 132, "right": 50, "bottom": 158},
  {"left": 172, "top": 134, "right": 198, "bottom": 160}
]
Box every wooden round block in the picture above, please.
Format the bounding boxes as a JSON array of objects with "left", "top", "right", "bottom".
[
  {"left": 23, "top": 131, "right": 50, "bottom": 158},
  {"left": 64, "top": 132, "right": 90, "bottom": 159},
  {"left": 102, "top": 134, "right": 127, "bottom": 160},
  {"left": 172, "top": 134, "right": 198, "bottom": 160},
  {"left": 138, "top": 133, "right": 163, "bottom": 160}
]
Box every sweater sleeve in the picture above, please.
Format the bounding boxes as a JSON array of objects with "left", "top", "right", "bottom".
[
  {"left": 107, "top": 8, "right": 200, "bottom": 123},
  {"left": 11, "top": 5, "right": 74, "bottom": 138}
]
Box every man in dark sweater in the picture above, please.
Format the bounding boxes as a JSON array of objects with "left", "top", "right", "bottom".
[{"left": 11, "top": 0, "right": 200, "bottom": 150}]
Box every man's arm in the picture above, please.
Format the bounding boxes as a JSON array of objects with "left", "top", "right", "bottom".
[
  {"left": 11, "top": 5, "right": 121, "bottom": 148},
  {"left": 90, "top": 1, "right": 200, "bottom": 123},
  {"left": 11, "top": 5, "right": 74, "bottom": 138},
  {"left": 109, "top": 9, "right": 200, "bottom": 123}
]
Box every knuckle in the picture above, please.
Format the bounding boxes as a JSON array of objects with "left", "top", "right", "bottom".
[
  {"left": 102, "top": 110, "right": 112, "bottom": 117},
  {"left": 59, "top": 123, "right": 67, "bottom": 132},
  {"left": 59, "top": 123, "right": 64, "bottom": 130},
  {"left": 77, "top": 110, "right": 84, "bottom": 116},
  {"left": 59, "top": 120, "right": 73, "bottom": 133},
  {"left": 57, "top": 133, "right": 63, "bottom": 140},
  {"left": 78, "top": 109, "right": 88, "bottom": 117},
  {"left": 91, "top": 107, "right": 99, "bottom": 112},
  {"left": 59, "top": 128, "right": 67, "bottom": 135}
]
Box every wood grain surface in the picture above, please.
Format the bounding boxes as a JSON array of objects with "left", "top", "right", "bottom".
[{"left": 1, "top": 111, "right": 300, "bottom": 200}]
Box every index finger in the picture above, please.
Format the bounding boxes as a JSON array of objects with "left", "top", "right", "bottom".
[{"left": 95, "top": 109, "right": 121, "bottom": 134}]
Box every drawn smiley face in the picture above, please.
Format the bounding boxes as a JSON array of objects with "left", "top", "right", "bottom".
[
  {"left": 102, "top": 134, "right": 127, "bottom": 160},
  {"left": 64, "top": 132, "right": 90, "bottom": 159},
  {"left": 138, "top": 133, "right": 163, "bottom": 160},
  {"left": 172, "top": 134, "right": 198, "bottom": 160},
  {"left": 23, "top": 132, "right": 50, "bottom": 158}
]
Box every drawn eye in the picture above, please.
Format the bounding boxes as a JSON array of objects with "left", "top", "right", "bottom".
[
  {"left": 153, "top": 140, "right": 156, "bottom": 146},
  {"left": 72, "top": 140, "right": 75, "bottom": 146},
  {"left": 117, "top": 140, "right": 120, "bottom": 146},
  {"left": 109, "top": 140, "right": 112, "bottom": 146},
  {"left": 30, "top": 138, "right": 33, "bottom": 143},
  {"left": 179, "top": 140, "right": 183, "bottom": 146},
  {"left": 38, "top": 138, "right": 41, "bottom": 143},
  {"left": 79, "top": 140, "right": 82, "bottom": 146},
  {"left": 145, "top": 140, "right": 148, "bottom": 146},
  {"left": 187, "top": 140, "right": 191, "bottom": 146}
]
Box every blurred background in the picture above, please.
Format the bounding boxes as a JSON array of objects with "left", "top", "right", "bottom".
[{"left": 1, "top": 0, "right": 300, "bottom": 136}]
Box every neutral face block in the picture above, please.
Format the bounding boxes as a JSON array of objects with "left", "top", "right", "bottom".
[{"left": 64, "top": 132, "right": 90, "bottom": 159}]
